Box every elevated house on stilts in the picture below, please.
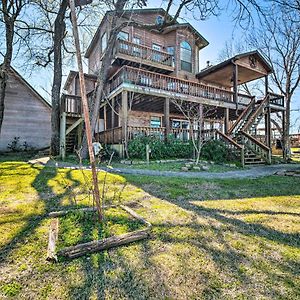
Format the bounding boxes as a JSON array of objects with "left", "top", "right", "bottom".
[{"left": 61, "top": 8, "right": 285, "bottom": 165}]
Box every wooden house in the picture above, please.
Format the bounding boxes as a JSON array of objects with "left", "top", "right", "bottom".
[
  {"left": 0, "top": 67, "right": 51, "bottom": 152},
  {"left": 61, "top": 8, "right": 285, "bottom": 165}
]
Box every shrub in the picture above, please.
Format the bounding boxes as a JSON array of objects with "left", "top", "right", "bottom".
[
  {"left": 128, "top": 136, "right": 193, "bottom": 159},
  {"left": 201, "top": 140, "right": 237, "bottom": 163}
]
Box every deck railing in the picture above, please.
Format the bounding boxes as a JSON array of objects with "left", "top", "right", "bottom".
[
  {"left": 115, "top": 39, "right": 174, "bottom": 68},
  {"left": 109, "top": 66, "right": 253, "bottom": 105},
  {"left": 98, "top": 127, "right": 123, "bottom": 144},
  {"left": 269, "top": 92, "right": 284, "bottom": 107},
  {"left": 98, "top": 126, "right": 217, "bottom": 144},
  {"left": 61, "top": 94, "right": 82, "bottom": 115},
  {"left": 240, "top": 130, "right": 272, "bottom": 164}
]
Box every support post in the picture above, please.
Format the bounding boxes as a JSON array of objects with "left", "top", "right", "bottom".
[
  {"left": 265, "top": 75, "right": 269, "bottom": 96},
  {"left": 103, "top": 104, "right": 107, "bottom": 131},
  {"left": 233, "top": 63, "right": 238, "bottom": 113},
  {"left": 60, "top": 112, "right": 66, "bottom": 160},
  {"left": 111, "top": 98, "right": 115, "bottom": 128},
  {"left": 121, "top": 90, "right": 128, "bottom": 152},
  {"left": 224, "top": 107, "right": 230, "bottom": 134},
  {"left": 282, "top": 110, "right": 286, "bottom": 159},
  {"left": 265, "top": 107, "right": 271, "bottom": 147},
  {"left": 164, "top": 98, "right": 170, "bottom": 140}
]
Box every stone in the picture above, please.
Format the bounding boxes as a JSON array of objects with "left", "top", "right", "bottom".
[
  {"left": 181, "top": 167, "right": 189, "bottom": 171},
  {"left": 193, "top": 166, "right": 201, "bottom": 170},
  {"left": 201, "top": 165, "right": 209, "bottom": 171}
]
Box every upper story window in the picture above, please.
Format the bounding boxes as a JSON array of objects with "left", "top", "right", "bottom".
[
  {"left": 167, "top": 46, "right": 175, "bottom": 67},
  {"left": 155, "top": 15, "right": 164, "bottom": 26},
  {"left": 180, "top": 41, "right": 192, "bottom": 72},
  {"left": 152, "top": 43, "right": 162, "bottom": 62},
  {"left": 118, "top": 31, "right": 129, "bottom": 41},
  {"left": 133, "top": 37, "right": 141, "bottom": 44},
  {"left": 101, "top": 32, "right": 107, "bottom": 53}
]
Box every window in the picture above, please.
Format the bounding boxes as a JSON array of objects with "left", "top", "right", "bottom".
[
  {"left": 118, "top": 31, "right": 129, "bottom": 41},
  {"left": 180, "top": 41, "right": 192, "bottom": 72},
  {"left": 167, "top": 46, "right": 175, "bottom": 67},
  {"left": 101, "top": 32, "right": 107, "bottom": 53},
  {"left": 150, "top": 116, "right": 161, "bottom": 128},
  {"left": 133, "top": 37, "right": 141, "bottom": 56},
  {"left": 152, "top": 43, "right": 162, "bottom": 62}
]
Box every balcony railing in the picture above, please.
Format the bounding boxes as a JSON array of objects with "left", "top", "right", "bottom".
[
  {"left": 61, "top": 94, "right": 82, "bottom": 115},
  {"left": 115, "top": 39, "right": 174, "bottom": 69},
  {"left": 109, "top": 66, "right": 253, "bottom": 105},
  {"left": 98, "top": 126, "right": 217, "bottom": 144}
]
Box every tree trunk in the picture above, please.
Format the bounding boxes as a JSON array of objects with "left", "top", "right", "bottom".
[
  {"left": 50, "top": 0, "right": 68, "bottom": 156},
  {"left": 0, "top": 19, "right": 14, "bottom": 134}
]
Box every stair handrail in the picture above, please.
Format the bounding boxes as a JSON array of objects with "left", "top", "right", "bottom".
[
  {"left": 240, "top": 130, "right": 271, "bottom": 164},
  {"left": 228, "top": 96, "right": 256, "bottom": 135},
  {"left": 215, "top": 130, "right": 245, "bottom": 167},
  {"left": 216, "top": 130, "right": 243, "bottom": 149},
  {"left": 241, "top": 93, "right": 270, "bottom": 132}
]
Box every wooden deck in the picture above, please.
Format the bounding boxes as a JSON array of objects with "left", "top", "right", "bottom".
[
  {"left": 114, "top": 40, "right": 175, "bottom": 72},
  {"left": 109, "top": 66, "right": 253, "bottom": 106}
]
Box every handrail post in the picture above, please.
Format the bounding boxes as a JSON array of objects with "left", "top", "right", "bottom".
[{"left": 241, "top": 146, "right": 245, "bottom": 168}]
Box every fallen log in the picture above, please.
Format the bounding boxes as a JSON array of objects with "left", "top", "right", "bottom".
[
  {"left": 46, "top": 218, "right": 59, "bottom": 262},
  {"left": 120, "top": 205, "right": 152, "bottom": 228},
  {"left": 58, "top": 229, "right": 150, "bottom": 259},
  {"left": 48, "top": 205, "right": 116, "bottom": 218}
]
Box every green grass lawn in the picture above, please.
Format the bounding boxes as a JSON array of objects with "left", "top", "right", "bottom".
[
  {"left": 0, "top": 155, "right": 300, "bottom": 299},
  {"left": 109, "top": 160, "right": 243, "bottom": 173}
]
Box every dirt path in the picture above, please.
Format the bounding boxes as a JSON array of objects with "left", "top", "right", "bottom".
[{"left": 28, "top": 158, "right": 300, "bottom": 179}]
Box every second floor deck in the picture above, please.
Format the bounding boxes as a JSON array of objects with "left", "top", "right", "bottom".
[
  {"left": 61, "top": 66, "right": 284, "bottom": 116},
  {"left": 114, "top": 39, "right": 175, "bottom": 73}
]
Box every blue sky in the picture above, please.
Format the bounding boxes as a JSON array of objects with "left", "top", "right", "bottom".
[{"left": 10, "top": 0, "right": 300, "bottom": 131}]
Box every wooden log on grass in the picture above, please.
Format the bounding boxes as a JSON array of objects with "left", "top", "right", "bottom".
[
  {"left": 46, "top": 218, "right": 59, "bottom": 262},
  {"left": 120, "top": 205, "right": 152, "bottom": 228},
  {"left": 48, "top": 205, "right": 116, "bottom": 218},
  {"left": 58, "top": 229, "right": 150, "bottom": 259}
]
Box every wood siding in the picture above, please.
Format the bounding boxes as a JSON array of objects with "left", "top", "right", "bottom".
[
  {"left": 87, "top": 11, "right": 201, "bottom": 80},
  {"left": 0, "top": 70, "right": 51, "bottom": 151}
]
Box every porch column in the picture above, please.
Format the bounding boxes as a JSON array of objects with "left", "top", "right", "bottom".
[
  {"left": 233, "top": 63, "right": 238, "bottom": 112},
  {"left": 265, "top": 106, "right": 271, "bottom": 147},
  {"left": 121, "top": 90, "right": 128, "bottom": 143},
  {"left": 282, "top": 110, "right": 286, "bottom": 159},
  {"left": 224, "top": 107, "right": 230, "bottom": 134},
  {"left": 111, "top": 98, "right": 115, "bottom": 128},
  {"left": 164, "top": 98, "right": 170, "bottom": 140},
  {"left": 265, "top": 75, "right": 269, "bottom": 96},
  {"left": 59, "top": 112, "right": 66, "bottom": 160},
  {"left": 103, "top": 104, "right": 107, "bottom": 130}
]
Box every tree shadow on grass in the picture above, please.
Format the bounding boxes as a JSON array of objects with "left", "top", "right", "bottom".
[{"left": 0, "top": 161, "right": 82, "bottom": 264}]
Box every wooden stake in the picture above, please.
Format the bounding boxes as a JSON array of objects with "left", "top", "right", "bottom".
[{"left": 69, "top": 0, "right": 102, "bottom": 222}]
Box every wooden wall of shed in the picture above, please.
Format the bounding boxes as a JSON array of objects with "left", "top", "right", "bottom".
[{"left": 0, "top": 70, "right": 51, "bottom": 151}]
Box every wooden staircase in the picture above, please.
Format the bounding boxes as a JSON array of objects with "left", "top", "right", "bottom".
[{"left": 217, "top": 94, "right": 273, "bottom": 166}]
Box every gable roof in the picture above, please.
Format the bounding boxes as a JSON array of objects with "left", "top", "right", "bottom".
[
  {"left": 85, "top": 8, "right": 208, "bottom": 57},
  {"left": 197, "top": 50, "right": 273, "bottom": 79},
  {"left": 196, "top": 50, "right": 273, "bottom": 87},
  {"left": 6, "top": 66, "right": 51, "bottom": 109},
  {"left": 63, "top": 70, "right": 98, "bottom": 91}
]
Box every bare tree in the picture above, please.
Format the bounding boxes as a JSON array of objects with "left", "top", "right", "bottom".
[
  {"left": 0, "top": 0, "right": 28, "bottom": 134},
  {"left": 248, "top": 6, "right": 300, "bottom": 159},
  {"left": 172, "top": 99, "right": 216, "bottom": 164}
]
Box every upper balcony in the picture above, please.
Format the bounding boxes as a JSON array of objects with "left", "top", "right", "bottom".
[
  {"left": 108, "top": 65, "right": 254, "bottom": 108},
  {"left": 113, "top": 39, "right": 175, "bottom": 73}
]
